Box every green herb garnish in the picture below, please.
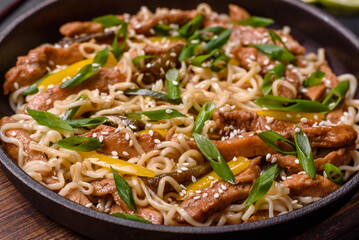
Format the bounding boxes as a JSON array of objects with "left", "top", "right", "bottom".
[
  {"left": 193, "top": 101, "right": 216, "bottom": 134},
  {"left": 257, "top": 131, "right": 296, "bottom": 155},
  {"left": 124, "top": 89, "right": 182, "bottom": 104},
  {"left": 111, "top": 212, "right": 151, "bottom": 224},
  {"left": 261, "top": 63, "right": 285, "bottom": 96},
  {"left": 294, "top": 126, "right": 316, "bottom": 179},
  {"left": 93, "top": 14, "right": 123, "bottom": 27},
  {"left": 153, "top": 24, "right": 173, "bottom": 36},
  {"left": 111, "top": 166, "right": 136, "bottom": 212},
  {"left": 132, "top": 55, "right": 155, "bottom": 68},
  {"left": 268, "top": 30, "right": 288, "bottom": 50},
  {"left": 112, "top": 22, "right": 128, "bottom": 59},
  {"left": 126, "top": 109, "right": 186, "bottom": 121},
  {"left": 202, "top": 28, "right": 232, "bottom": 53},
  {"left": 60, "top": 47, "right": 109, "bottom": 89},
  {"left": 324, "top": 163, "right": 343, "bottom": 185},
  {"left": 234, "top": 16, "right": 274, "bottom": 28},
  {"left": 23, "top": 74, "right": 52, "bottom": 96},
  {"left": 322, "top": 80, "right": 349, "bottom": 110},
  {"left": 249, "top": 44, "right": 294, "bottom": 63},
  {"left": 178, "top": 14, "right": 204, "bottom": 38},
  {"left": 303, "top": 71, "right": 325, "bottom": 87},
  {"left": 66, "top": 117, "right": 108, "bottom": 128},
  {"left": 63, "top": 95, "right": 88, "bottom": 120},
  {"left": 192, "top": 133, "right": 235, "bottom": 184},
  {"left": 27, "top": 107, "right": 73, "bottom": 131},
  {"left": 165, "top": 69, "right": 180, "bottom": 100},
  {"left": 54, "top": 136, "right": 104, "bottom": 152}
]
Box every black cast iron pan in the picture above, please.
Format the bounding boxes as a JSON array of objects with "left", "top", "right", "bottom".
[{"left": 0, "top": 0, "right": 359, "bottom": 239}]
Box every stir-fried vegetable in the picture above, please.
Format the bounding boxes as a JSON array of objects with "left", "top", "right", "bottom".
[
  {"left": 261, "top": 63, "right": 285, "bottom": 96},
  {"left": 23, "top": 74, "right": 52, "bottom": 96},
  {"left": 257, "top": 131, "right": 297, "bottom": 155},
  {"left": 234, "top": 16, "right": 274, "bottom": 27},
  {"left": 165, "top": 69, "right": 181, "bottom": 101},
  {"left": 193, "top": 133, "right": 235, "bottom": 184},
  {"left": 322, "top": 80, "right": 350, "bottom": 110},
  {"left": 256, "top": 110, "right": 324, "bottom": 122},
  {"left": 268, "top": 30, "right": 288, "bottom": 50},
  {"left": 111, "top": 212, "right": 152, "bottom": 224},
  {"left": 63, "top": 95, "right": 88, "bottom": 120},
  {"left": 93, "top": 14, "right": 123, "bottom": 27},
  {"left": 178, "top": 157, "right": 250, "bottom": 200},
  {"left": 27, "top": 107, "right": 73, "bottom": 131},
  {"left": 124, "top": 89, "right": 182, "bottom": 104},
  {"left": 66, "top": 117, "right": 108, "bottom": 128},
  {"left": 112, "top": 21, "right": 128, "bottom": 59},
  {"left": 193, "top": 101, "right": 216, "bottom": 134},
  {"left": 249, "top": 44, "right": 294, "bottom": 63},
  {"left": 294, "top": 126, "right": 316, "bottom": 179},
  {"left": 126, "top": 109, "right": 187, "bottom": 121},
  {"left": 303, "top": 71, "right": 325, "bottom": 87},
  {"left": 38, "top": 53, "right": 117, "bottom": 90},
  {"left": 81, "top": 152, "right": 155, "bottom": 177},
  {"left": 324, "top": 163, "right": 343, "bottom": 185},
  {"left": 178, "top": 14, "right": 204, "bottom": 38},
  {"left": 55, "top": 136, "right": 104, "bottom": 152},
  {"left": 244, "top": 163, "right": 280, "bottom": 207},
  {"left": 111, "top": 166, "right": 136, "bottom": 212}
]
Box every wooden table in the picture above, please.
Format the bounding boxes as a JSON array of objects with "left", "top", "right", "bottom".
[{"left": 0, "top": 165, "right": 359, "bottom": 239}]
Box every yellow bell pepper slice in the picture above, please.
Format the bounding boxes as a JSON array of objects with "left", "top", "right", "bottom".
[
  {"left": 228, "top": 58, "right": 240, "bottom": 66},
  {"left": 257, "top": 110, "right": 324, "bottom": 122},
  {"left": 137, "top": 129, "right": 168, "bottom": 138},
  {"left": 80, "top": 152, "right": 155, "bottom": 177},
  {"left": 38, "top": 53, "right": 118, "bottom": 90},
  {"left": 178, "top": 157, "right": 250, "bottom": 200}
]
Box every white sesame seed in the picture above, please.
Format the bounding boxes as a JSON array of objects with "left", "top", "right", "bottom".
[
  {"left": 329, "top": 102, "right": 336, "bottom": 109},
  {"left": 265, "top": 125, "right": 271, "bottom": 130},
  {"left": 149, "top": 130, "right": 154, "bottom": 136},
  {"left": 99, "top": 136, "right": 104, "bottom": 142},
  {"left": 177, "top": 170, "right": 183, "bottom": 173},
  {"left": 266, "top": 116, "right": 274, "bottom": 124},
  {"left": 181, "top": 167, "right": 188, "bottom": 171},
  {"left": 208, "top": 176, "right": 214, "bottom": 180},
  {"left": 295, "top": 128, "right": 300, "bottom": 133},
  {"left": 48, "top": 84, "right": 54, "bottom": 89},
  {"left": 202, "top": 193, "right": 208, "bottom": 198},
  {"left": 165, "top": 109, "right": 173, "bottom": 114},
  {"left": 218, "top": 189, "right": 223, "bottom": 193},
  {"left": 271, "top": 157, "right": 277, "bottom": 163},
  {"left": 111, "top": 151, "right": 118, "bottom": 156},
  {"left": 300, "top": 118, "right": 308, "bottom": 123},
  {"left": 286, "top": 114, "right": 292, "bottom": 118},
  {"left": 179, "top": 192, "right": 184, "bottom": 196},
  {"left": 46, "top": 99, "right": 52, "bottom": 105},
  {"left": 10, "top": 132, "right": 17, "bottom": 137},
  {"left": 180, "top": 184, "right": 186, "bottom": 189},
  {"left": 125, "top": 132, "right": 130, "bottom": 140},
  {"left": 181, "top": 189, "right": 187, "bottom": 194},
  {"left": 85, "top": 203, "right": 92, "bottom": 208},
  {"left": 154, "top": 139, "right": 161, "bottom": 144},
  {"left": 214, "top": 193, "right": 219, "bottom": 198},
  {"left": 101, "top": 131, "right": 109, "bottom": 136},
  {"left": 266, "top": 153, "right": 272, "bottom": 160},
  {"left": 122, "top": 151, "right": 129, "bottom": 156},
  {"left": 221, "top": 185, "right": 227, "bottom": 191},
  {"left": 92, "top": 133, "right": 97, "bottom": 138},
  {"left": 195, "top": 190, "right": 202, "bottom": 194},
  {"left": 129, "top": 140, "right": 133, "bottom": 146},
  {"left": 129, "top": 124, "right": 136, "bottom": 129},
  {"left": 314, "top": 115, "right": 319, "bottom": 120},
  {"left": 172, "top": 80, "right": 178, "bottom": 86},
  {"left": 294, "top": 159, "right": 299, "bottom": 164},
  {"left": 191, "top": 176, "right": 197, "bottom": 182},
  {"left": 13, "top": 82, "right": 19, "bottom": 89},
  {"left": 193, "top": 196, "right": 201, "bottom": 200}
]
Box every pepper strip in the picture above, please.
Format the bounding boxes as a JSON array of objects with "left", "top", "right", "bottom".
[{"left": 257, "top": 110, "right": 324, "bottom": 122}]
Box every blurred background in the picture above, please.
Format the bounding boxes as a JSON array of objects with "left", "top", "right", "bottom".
[{"left": 0, "top": 0, "right": 359, "bottom": 36}]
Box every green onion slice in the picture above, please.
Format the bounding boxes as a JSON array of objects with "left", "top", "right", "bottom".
[
  {"left": 93, "top": 14, "right": 123, "bottom": 27},
  {"left": 111, "top": 212, "right": 151, "bottom": 224},
  {"left": 322, "top": 80, "right": 350, "bottom": 110},
  {"left": 261, "top": 63, "right": 285, "bottom": 96},
  {"left": 126, "top": 109, "right": 187, "bottom": 121},
  {"left": 323, "top": 163, "right": 343, "bottom": 185},
  {"left": 178, "top": 14, "right": 204, "bottom": 38},
  {"left": 234, "top": 16, "right": 274, "bottom": 28},
  {"left": 23, "top": 74, "right": 52, "bottom": 96},
  {"left": 60, "top": 47, "right": 109, "bottom": 89},
  {"left": 294, "top": 126, "right": 316, "bottom": 179},
  {"left": 112, "top": 22, "right": 128, "bottom": 59},
  {"left": 124, "top": 89, "right": 182, "bottom": 104},
  {"left": 257, "top": 131, "right": 297, "bottom": 155},
  {"left": 27, "top": 107, "right": 73, "bottom": 131},
  {"left": 254, "top": 95, "right": 330, "bottom": 113},
  {"left": 132, "top": 55, "right": 155, "bottom": 68},
  {"left": 179, "top": 43, "right": 199, "bottom": 61},
  {"left": 111, "top": 166, "right": 136, "bottom": 212},
  {"left": 153, "top": 24, "right": 173, "bottom": 36},
  {"left": 202, "top": 28, "right": 232, "bottom": 53},
  {"left": 244, "top": 163, "right": 280, "bottom": 207},
  {"left": 165, "top": 68, "right": 180, "bottom": 100},
  {"left": 303, "top": 71, "right": 325, "bottom": 87},
  {"left": 192, "top": 133, "right": 235, "bottom": 184},
  {"left": 268, "top": 30, "right": 288, "bottom": 50},
  {"left": 190, "top": 49, "right": 219, "bottom": 67},
  {"left": 54, "top": 136, "right": 104, "bottom": 152},
  {"left": 249, "top": 44, "right": 294, "bottom": 63},
  {"left": 66, "top": 117, "right": 108, "bottom": 128},
  {"left": 188, "top": 26, "right": 226, "bottom": 42},
  {"left": 193, "top": 101, "right": 216, "bottom": 134},
  {"left": 63, "top": 95, "right": 88, "bottom": 120}
]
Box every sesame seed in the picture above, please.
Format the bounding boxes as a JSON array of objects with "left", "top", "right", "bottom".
[
  {"left": 314, "top": 115, "right": 319, "bottom": 120},
  {"left": 266, "top": 116, "right": 274, "bottom": 124},
  {"left": 149, "top": 130, "right": 154, "bottom": 136},
  {"left": 122, "top": 151, "right": 129, "bottom": 156},
  {"left": 111, "top": 151, "right": 118, "bottom": 156},
  {"left": 177, "top": 170, "right": 183, "bottom": 173},
  {"left": 265, "top": 125, "right": 271, "bottom": 130},
  {"left": 129, "top": 124, "right": 136, "bottom": 129},
  {"left": 295, "top": 128, "right": 300, "bottom": 133},
  {"left": 125, "top": 133, "right": 130, "bottom": 140},
  {"left": 181, "top": 189, "right": 187, "bottom": 194},
  {"left": 266, "top": 153, "right": 272, "bottom": 160},
  {"left": 271, "top": 157, "right": 277, "bottom": 163},
  {"left": 202, "top": 193, "right": 208, "bottom": 198},
  {"left": 10, "top": 132, "right": 17, "bottom": 137},
  {"left": 195, "top": 190, "right": 202, "bottom": 194},
  {"left": 301, "top": 118, "right": 308, "bottom": 123},
  {"left": 154, "top": 139, "right": 161, "bottom": 144},
  {"left": 92, "top": 133, "right": 97, "bottom": 138},
  {"left": 214, "top": 193, "right": 219, "bottom": 198},
  {"left": 101, "top": 131, "right": 109, "bottom": 135},
  {"left": 208, "top": 176, "right": 214, "bottom": 180},
  {"left": 181, "top": 167, "right": 188, "bottom": 171},
  {"left": 85, "top": 203, "right": 92, "bottom": 208},
  {"left": 99, "top": 136, "right": 104, "bottom": 142},
  {"left": 129, "top": 140, "right": 133, "bottom": 146},
  {"left": 221, "top": 185, "right": 227, "bottom": 191},
  {"left": 179, "top": 192, "right": 184, "bottom": 197},
  {"left": 286, "top": 114, "right": 292, "bottom": 118},
  {"left": 13, "top": 82, "right": 19, "bottom": 89},
  {"left": 172, "top": 80, "right": 178, "bottom": 85},
  {"left": 165, "top": 109, "right": 173, "bottom": 114},
  {"left": 232, "top": 157, "right": 237, "bottom": 161},
  {"left": 218, "top": 189, "right": 223, "bottom": 193},
  {"left": 191, "top": 176, "right": 197, "bottom": 182},
  {"left": 48, "top": 84, "right": 54, "bottom": 89},
  {"left": 193, "top": 196, "right": 200, "bottom": 200},
  {"left": 294, "top": 159, "right": 299, "bottom": 164},
  {"left": 46, "top": 99, "right": 52, "bottom": 105}
]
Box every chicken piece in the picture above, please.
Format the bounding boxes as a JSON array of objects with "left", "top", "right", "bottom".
[
  {"left": 65, "top": 190, "right": 96, "bottom": 210},
  {"left": 228, "top": 4, "right": 250, "bottom": 22},
  {"left": 60, "top": 21, "right": 104, "bottom": 37}
]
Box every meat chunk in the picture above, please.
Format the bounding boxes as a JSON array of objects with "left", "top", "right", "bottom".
[
  {"left": 281, "top": 174, "right": 339, "bottom": 197},
  {"left": 131, "top": 10, "right": 199, "bottom": 35},
  {"left": 27, "top": 68, "right": 125, "bottom": 111},
  {"left": 244, "top": 210, "right": 279, "bottom": 223},
  {"left": 231, "top": 25, "right": 306, "bottom": 55},
  {"left": 320, "top": 65, "right": 339, "bottom": 88},
  {"left": 65, "top": 190, "right": 96, "bottom": 210},
  {"left": 213, "top": 110, "right": 357, "bottom": 149},
  {"left": 232, "top": 47, "right": 300, "bottom": 98},
  {"left": 228, "top": 4, "right": 250, "bottom": 22},
  {"left": 82, "top": 125, "right": 164, "bottom": 159},
  {"left": 144, "top": 41, "right": 185, "bottom": 55},
  {"left": 60, "top": 21, "right": 104, "bottom": 37},
  {"left": 268, "top": 146, "right": 353, "bottom": 173},
  {"left": 4, "top": 43, "right": 84, "bottom": 94},
  {"left": 0, "top": 117, "right": 47, "bottom": 166},
  {"left": 303, "top": 84, "right": 326, "bottom": 101},
  {"left": 92, "top": 179, "right": 163, "bottom": 224},
  {"left": 175, "top": 159, "right": 261, "bottom": 223}
]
